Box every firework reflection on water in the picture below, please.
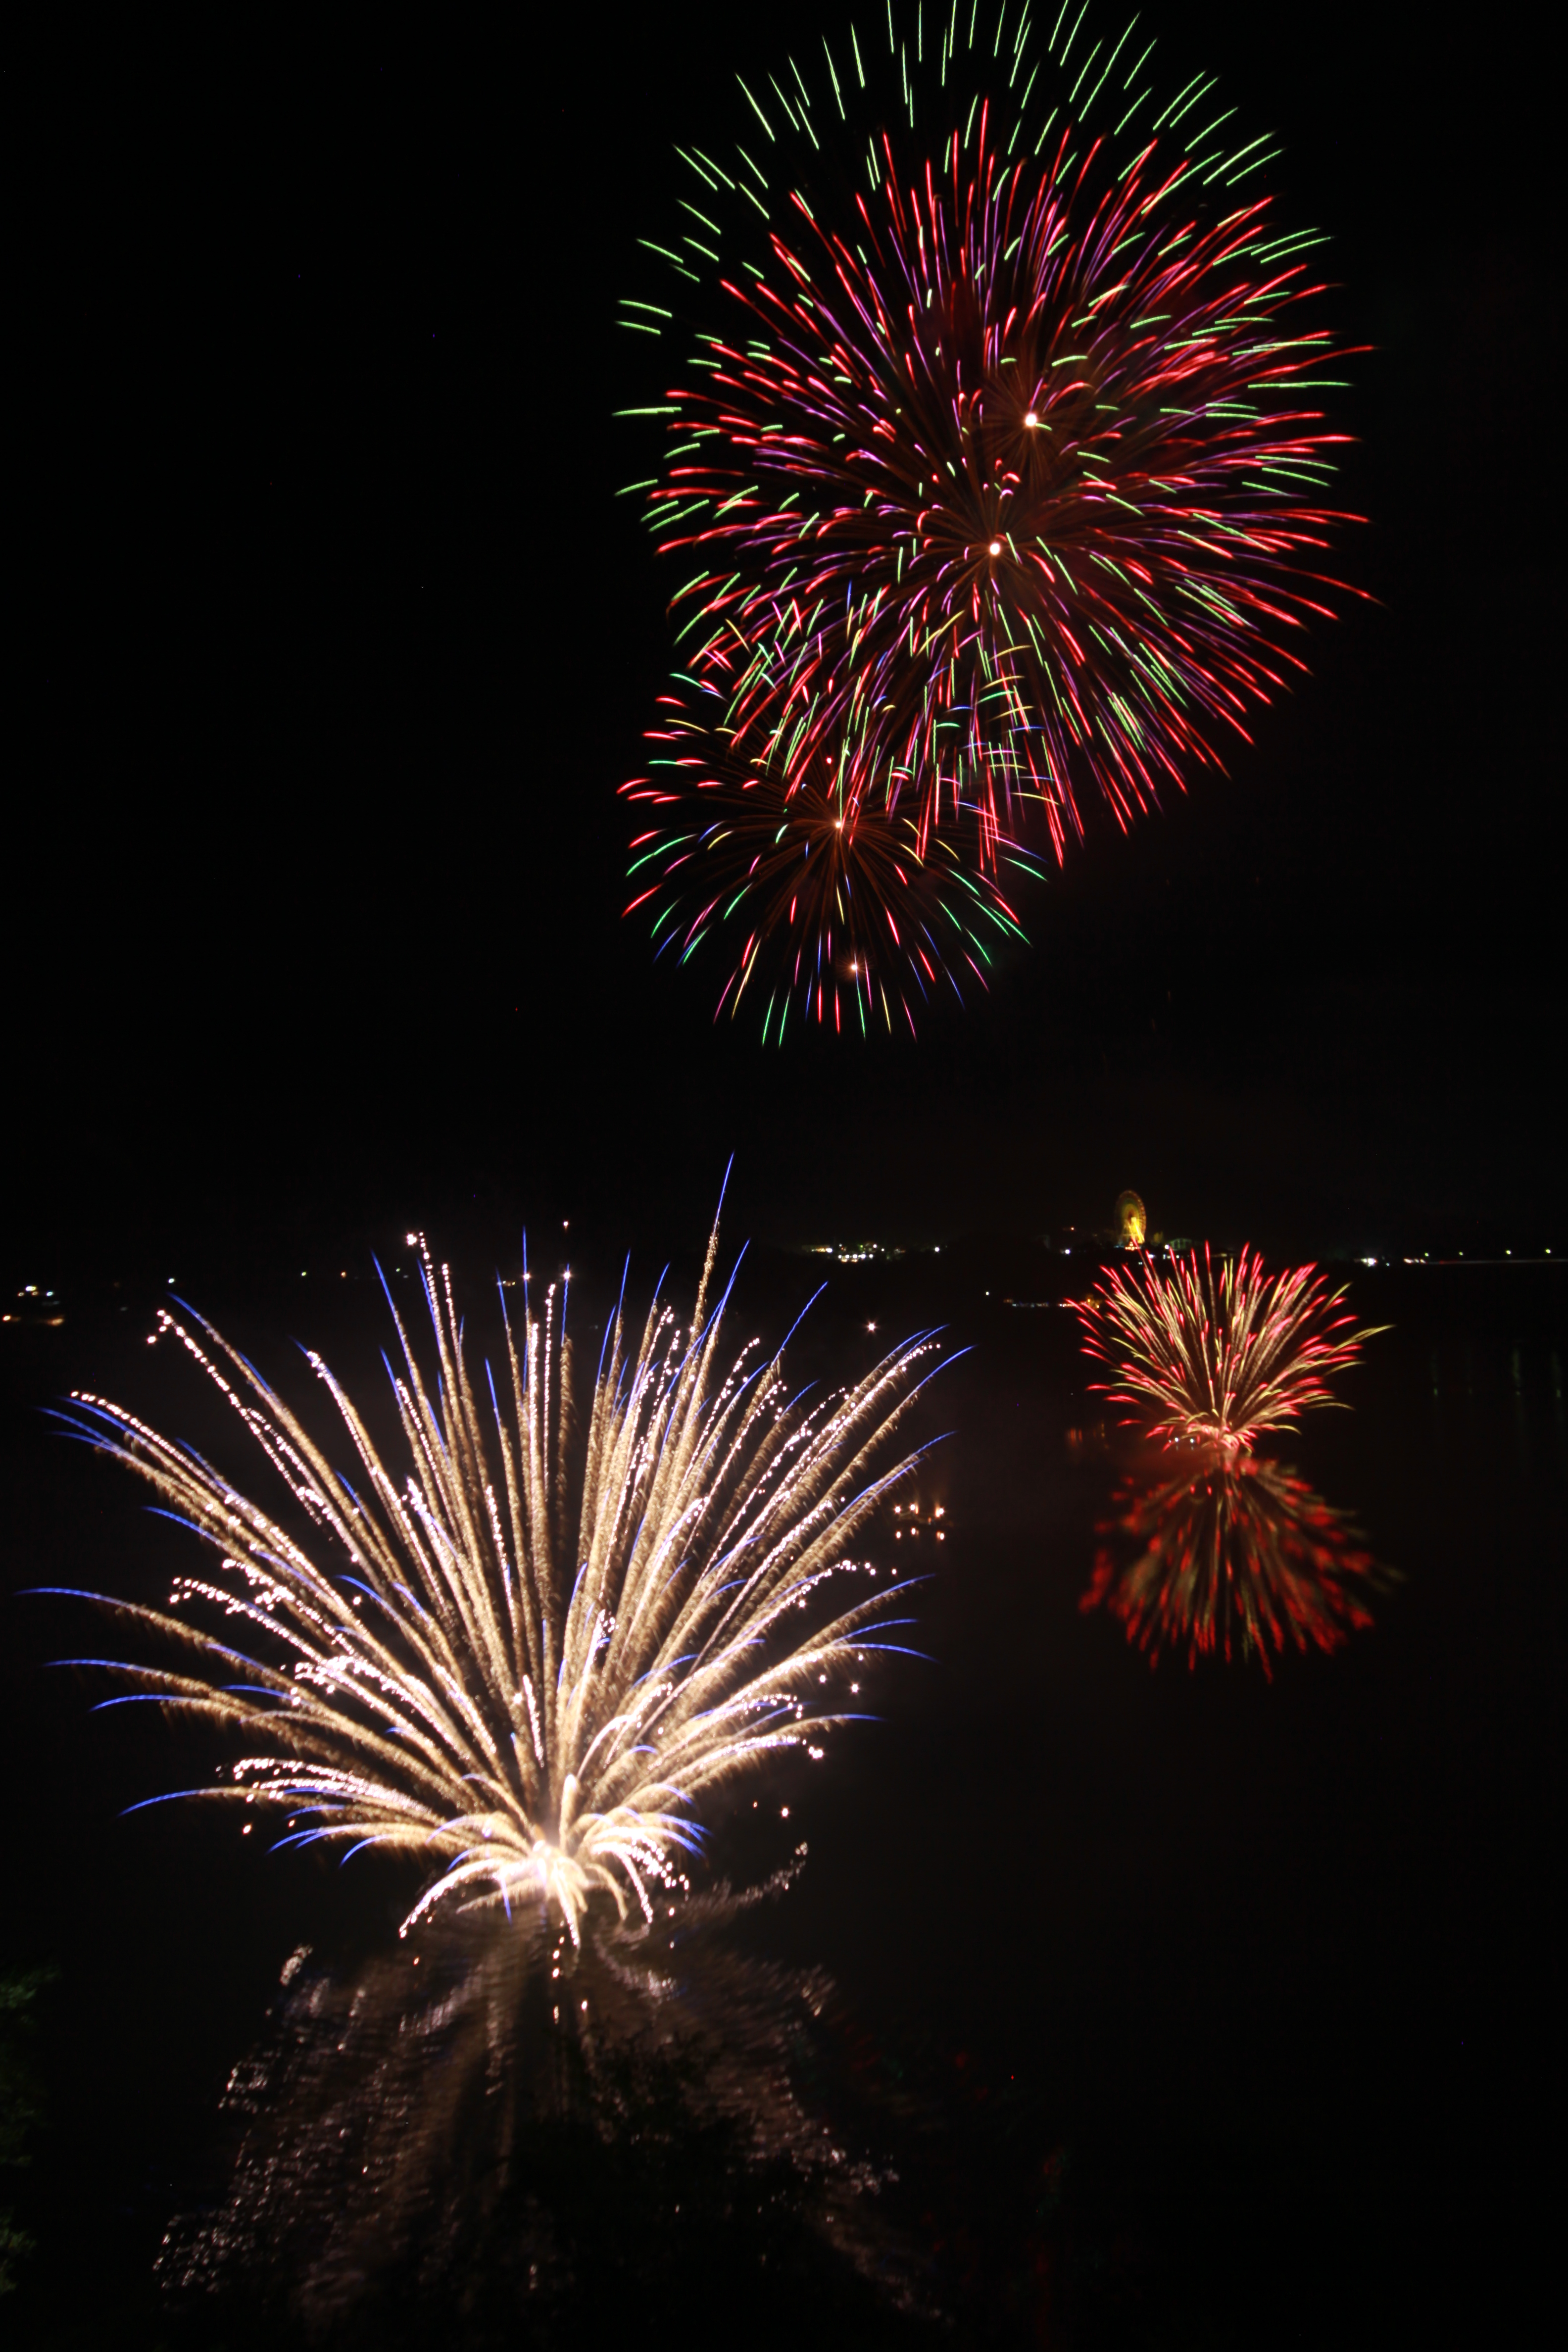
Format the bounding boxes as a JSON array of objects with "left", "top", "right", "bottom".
[
  {"left": 1082, "top": 1440, "right": 1385, "bottom": 1675},
  {"left": 159, "top": 1873, "right": 924, "bottom": 2334}
]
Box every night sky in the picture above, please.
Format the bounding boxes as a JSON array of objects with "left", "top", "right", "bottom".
[
  {"left": 6, "top": 0, "right": 1560, "bottom": 1280},
  {"left": 4, "top": 6, "right": 1560, "bottom": 2345}
]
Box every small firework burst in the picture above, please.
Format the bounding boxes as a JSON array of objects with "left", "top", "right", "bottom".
[
  {"left": 47, "top": 1219, "right": 942, "bottom": 1950},
  {"left": 1075, "top": 1244, "right": 1377, "bottom": 1446},
  {"left": 620, "top": 2, "right": 1360, "bottom": 1018},
  {"left": 624, "top": 688, "right": 1039, "bottom": 1035},
  {"left": 1081, "top": 1442, "right": 1379, "bottom": 1674}
]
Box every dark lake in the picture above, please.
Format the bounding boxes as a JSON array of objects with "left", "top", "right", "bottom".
[{"left": 3, "top": 1238, "right": 1559, "bottom": 2345}]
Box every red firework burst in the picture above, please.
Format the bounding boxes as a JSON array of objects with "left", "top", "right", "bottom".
[
  {"left": 620, "top": 2, "right": 1363, "bottom": 1024},
  {"left": 1074, "top": 1244, "right": 1378, "bottom": 1446}
]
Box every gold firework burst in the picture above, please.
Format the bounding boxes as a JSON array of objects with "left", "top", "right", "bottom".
[{"left": 53, "top": 1221, "right": 941, "bottom": 1947}]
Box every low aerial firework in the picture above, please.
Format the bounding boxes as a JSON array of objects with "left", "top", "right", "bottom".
[
  {"left": 621, "top": 1, "right": 1358, "bottom": 1024},
  {"left": 1082, "top": 1442, "right": 1378, "bottom": 1674},
  {"left": 50, "top": 1221, "right": 941, "bottom": 1950},
  {"left": 1075, "top": 1244, "right": 1376, "bottom": 1445}
]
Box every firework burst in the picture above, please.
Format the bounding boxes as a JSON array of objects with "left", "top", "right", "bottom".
[
  {"left": 621, "top": 2, "right": 1359, "bottom": 1015},
  {"left": 624, "top": 686, "right": 1039, "bottom": 1035},
  {"left": 1082, "top": 1442, "right": 1378, "bottom": 1674},
  {"left": 1075, "top": 1244, "right": 1376, "bottom": 1446},
  {"left": 49, "top": 1222, "right": 942, "bottom": 1948}
]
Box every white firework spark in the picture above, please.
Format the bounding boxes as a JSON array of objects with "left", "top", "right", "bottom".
[{"left": 52, "top": 1221, "right": 941, "bottom": 1947}]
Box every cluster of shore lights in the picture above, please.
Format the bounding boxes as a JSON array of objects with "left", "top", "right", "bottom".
[{"left": 892, "top": 1501, "right": 946, "bottom": 1542}]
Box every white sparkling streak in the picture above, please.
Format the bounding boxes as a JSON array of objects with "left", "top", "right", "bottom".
[{"left": 67, "top": 1222, "right": 939, "bottom": 1947}]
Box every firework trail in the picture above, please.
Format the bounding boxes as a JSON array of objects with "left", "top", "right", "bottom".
[
  {"left": 1082, "top": 1442, "right": 1379, "bottom": 1674},
  {"left": 1075, "top": 1244, "right": 1376, "bottom": 1446},
  {"left": 621, "top": 1, "right": 1360, "bottom": 1024},
  {"left": 47, "top": 1219, "right": 942, "bottom": 1949}
]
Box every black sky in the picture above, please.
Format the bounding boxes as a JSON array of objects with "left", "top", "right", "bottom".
[
  {"left": 8, "top": 0, "right": 1560, "bottom": 1282},
  {"left": 3, "top": 19, "right": 1561, "bottom": 2341}
]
